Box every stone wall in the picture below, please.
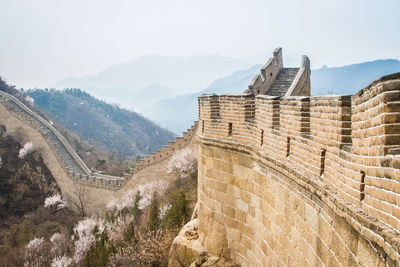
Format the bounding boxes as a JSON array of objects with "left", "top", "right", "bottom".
[
  {"left": 132, "top": 122, "right": 198, "bottom": 173},
  {"left": 0, "top": 92, "right": 198, "bottom": 214},
  {"left": 196, "top": 73, "right": 400, "bottom": 266},
  {"left": 286, "top": 55, "right": 311, "bottom": 97},
  {"left": 247, "top": 48, "right": 283, "bottom": 95}
]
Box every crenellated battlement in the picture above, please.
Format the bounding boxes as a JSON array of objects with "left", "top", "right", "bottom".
[
  {"left": 199, "top": 73, "right": 400, "bottom": 210},
  {"left": 132, "top": 121, "right": 198, "bottom": 173},
  {"left": 196, "top": 73, "right": 400, "bottom": 265}
]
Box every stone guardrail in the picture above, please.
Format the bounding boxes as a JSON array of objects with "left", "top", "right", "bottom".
[
  {"left": 247, "top": 47, "right": 283, "bottom": 95},
  {"left": 285, "top": 55, "right": 311, "bottom": 97}
]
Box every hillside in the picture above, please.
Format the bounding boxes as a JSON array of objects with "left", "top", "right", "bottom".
[
  {"left": 0, "top": 124, "right": 59, "bottom": 226},
  {"left": 145, "top": 59, "right": 400, "bottom": 133},
  {"left": 25, "top": 88, "right": 175, "bottom": 158}
]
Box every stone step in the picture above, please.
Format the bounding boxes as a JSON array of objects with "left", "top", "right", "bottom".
[{"left": 267, "top": 68, "right": 299, "bottom": 96}]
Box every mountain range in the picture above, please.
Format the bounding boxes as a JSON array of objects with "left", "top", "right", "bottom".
[{"left": 54, "top": 54, "right": 252, "bottom": 109}]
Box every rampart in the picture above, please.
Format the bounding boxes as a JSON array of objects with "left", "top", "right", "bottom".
[
  {"left": 133, "top": 122, "right": 198, "bottom": 173},
  {"left": 0, "top": 90, "right": 197, "bottom": 213},
  {"left": 195, "top": 73, "right": 400, "bottom": 266}
]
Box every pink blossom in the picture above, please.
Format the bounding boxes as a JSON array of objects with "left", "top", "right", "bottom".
[
  {"left": 51, "top": 255, "right": 72, "bottom": 267},
  {"left": 106, "top": 180, "right": 168, "bottom": 211},
  {"left": 25, "top": 237, "right": 45, "bottom": 252},
  {"left": 159, "top": 203, "right": 171, "bottom": 219},
  {"left": 137, "top": 180, "right": 168, "bottom": 209},
  {"left": 108, "top": 215, "right": 134, "bottom": 244},
  {"left": 24, "top": 96, "right": 35, "bottom": 106},
  {"left": 24, "top": 237, "right": 47, "bottom": 267},
  {"left": 50, "top": 233, "right": 66, "bottom": 254},
  {"left": 18, "top": 142, "right": 33, "bottom": 159},
  {"left": 44, "top": 194, "right": 67, "bottom": 210},
  {"left": 72, "top": 218, "right": 105, "bottom": 264},
  {"left": 167, "top": 148, "right": 198, "bottom": 177}
]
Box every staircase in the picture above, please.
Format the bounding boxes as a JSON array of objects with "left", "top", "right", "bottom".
[
  {"left": 43, "top": 128, "right": 84, "bottom": 174},
  {"left": 267, "top": 68, "right": 299, "bottom": 96}
]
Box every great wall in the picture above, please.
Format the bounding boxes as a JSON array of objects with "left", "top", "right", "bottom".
[
  {"left": 0, "top": 90, "right": 197, "bottom": 214},
  {"left": 169, "top": 48, "right": 400, "bottom": 266},
  {"left": 1, "top": 47, "right": 400, "bottom": 266}
]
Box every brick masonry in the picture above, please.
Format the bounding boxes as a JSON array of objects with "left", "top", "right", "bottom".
[{"left": 196, "top": 73, "right": 400, "bottom": 266}]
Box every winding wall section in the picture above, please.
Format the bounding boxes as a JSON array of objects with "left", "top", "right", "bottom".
[{"left": 0, "top": 90, "right": 197, "bottom": 214}]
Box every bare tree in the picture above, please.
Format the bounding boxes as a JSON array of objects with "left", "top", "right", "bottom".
[{"left": 67, "top": 183, "right": 87, "bottom": 217}]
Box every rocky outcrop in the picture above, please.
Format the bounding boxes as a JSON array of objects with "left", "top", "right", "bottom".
[
  {"left": 168, "top": 218, "right": 238, "bottom": 267},
  {"left": 0, "top": 124, "right": 59, "bottom": 228}
]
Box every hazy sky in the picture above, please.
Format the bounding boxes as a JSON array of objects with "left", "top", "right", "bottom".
[{"left": 1, "top": 0, "right": 399, "bottom": 88}]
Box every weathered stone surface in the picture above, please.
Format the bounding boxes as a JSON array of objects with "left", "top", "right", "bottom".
[
  {"left": 195, "top": 71, "right": 400, "bottom": 266},
  {"left": 168, "top": 219, "right": 206, "bottom": 267}
]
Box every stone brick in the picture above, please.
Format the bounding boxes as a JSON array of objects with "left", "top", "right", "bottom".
[
  {"left": 193, "top": 74, "right": 400, "bottom": 266},
  {"left": 236, "top": 210, "right": 247, "bottom": 224}
]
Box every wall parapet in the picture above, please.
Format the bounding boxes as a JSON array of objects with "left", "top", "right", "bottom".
[
  {"left": 197, "top": 73, "right": 400, "bottom": 265},
  {"left": 247, "top": 47, "right": 283, "bottom": 95},
  {"left": 131, "top": 121, "right": 198, "bottom": 174},
  {"left": 286, "top": 55, "right": 311, "bottom": 97}
]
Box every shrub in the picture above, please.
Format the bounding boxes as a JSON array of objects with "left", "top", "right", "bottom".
[
  {"left": 50, "top": 255, "right": 73, "bottom": 267},
  {"left": 72, "top": 218, "right": 105, "bottom": 264},
  {"left": 106, "top": 180, "right": 168, "bottom": 212},
  {"left": 18, "top": 142, "right": 33, "bottom": 159},
  {"left": 24, "top": 96, "right": 34, "bottom": 107},
  {"left": 163, "top": 190, "right": 191, "bottom": 228},
  {"left": 167, "top": 148, "right": 198, "bottom": 177},
  {"left": 44, "top": 194, "right": 67, "bottom": 210},
  {"left": 147, "top": 192, "right": 161, "bottom": 231},
  {"left": 23, "top": 237, "right": 51, "bottom": 266}
]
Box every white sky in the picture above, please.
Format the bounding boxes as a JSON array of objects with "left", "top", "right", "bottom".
[{"left": 0, "top": 0, "right": 399, "bottom": 88}]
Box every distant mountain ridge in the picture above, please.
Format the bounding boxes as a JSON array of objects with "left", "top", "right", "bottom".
[
  {"left": 131, "top": 84, "right": 176, "bottom": 113},
  {"left": 145, "top": 58, "right": 400, "bottom": 133},
  {"left": 311, "top": 59, "right": 400, "bottom": 95},
  {"left": 54, "top": 54, "right": 252, "bottom": 108},
  {"left": 142, "top": 64, "right": 262, "bottom": 133}
]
